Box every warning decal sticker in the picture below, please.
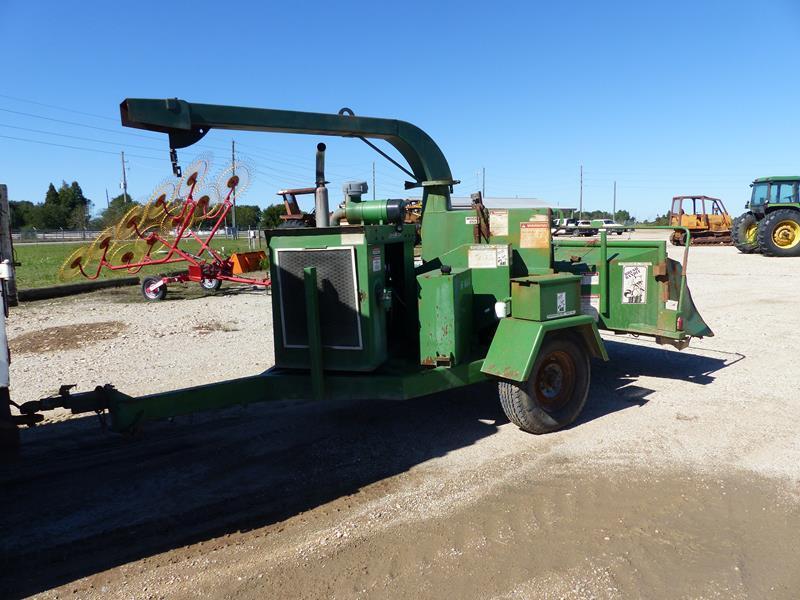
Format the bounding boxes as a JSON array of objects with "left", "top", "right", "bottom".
[
  {"left": 519, "top": 215, "right": 550, "bottom": 249},
  {"left": 489, "top": 209, "right": 508, "bottom": 236},
  {"left": 620, "top": 262, "right": 649, "bottom": 304}
]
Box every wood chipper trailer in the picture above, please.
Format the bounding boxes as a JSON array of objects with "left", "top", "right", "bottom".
[{"left": 4, "top": 99, "right": 713, "bottom": 447}]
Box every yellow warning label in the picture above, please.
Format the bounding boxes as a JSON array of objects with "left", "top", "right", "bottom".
[{"left": 519, "top": 216, "right": 550, "bottom": 249}]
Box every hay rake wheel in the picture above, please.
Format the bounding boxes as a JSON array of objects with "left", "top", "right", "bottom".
[
  {"left": 58, "top": 247, "right": 89, "bottom": 282},
  {"left": 57, "top": 154, "right": 271, "bottom": 299}
]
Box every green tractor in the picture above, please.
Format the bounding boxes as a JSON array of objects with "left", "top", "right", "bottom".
[{"left": 733, "top": 177, "right": 800, "bottom": 257}]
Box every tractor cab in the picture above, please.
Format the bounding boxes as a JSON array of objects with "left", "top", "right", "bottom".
[
  {"left": 748, "top": 177, "right": 798, "bottom": 216},
  {"left": 734, "top": 177, "right": 800, "bottom": 256}
]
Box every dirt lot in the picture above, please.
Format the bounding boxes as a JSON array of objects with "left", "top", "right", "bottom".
[{"left": 2, "top": 237, "right": 800, "bottom": 599}]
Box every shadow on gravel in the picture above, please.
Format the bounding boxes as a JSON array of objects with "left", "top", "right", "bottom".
[
  {"left": 0, "top": 342, "right": 739, "bottom": 597},
  {"left": 97, "top": 282, "right": 269, "bottom": 304},
  {"left": 0, "top": 383, "right": 505, "bottom": 598},
  {"left": 578, "top": 339, "right": 740, "bottom": 425}
]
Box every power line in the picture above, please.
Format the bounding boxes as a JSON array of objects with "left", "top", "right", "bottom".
[
  {"left": 0, "top": 122, "right": 165, "bottom": 154},
  {"left": 0, "top": 133, "right": 162, "bottom": 160},
  {"left": 0, "top": 106, "right": 163, "bottom": 141},
  {"left": 0, "top": 93, "right": 119, "bottom": 121}
]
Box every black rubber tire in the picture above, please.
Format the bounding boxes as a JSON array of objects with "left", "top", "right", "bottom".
[
  {"left": 732, "top": 212, "right": 760, "bottom": 254},
  {"left": 141, "top": 276, "right": 167, "bottom": 301},
  {"left": 278, "top": 219, "right": 309, "bottom": 229},
  {"left": 199, "top": 278, "right": 222, "bottom": 291},
  {"left": 757, "top": 209, "right": 800, "bottom": 257},
  {"left": 498, "top": 334, "right": 591, "bottom": 434}
]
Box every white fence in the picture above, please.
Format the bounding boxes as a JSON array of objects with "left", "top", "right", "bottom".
[{"left": 12, "top": 228, "right": 256, "bottom": 243}]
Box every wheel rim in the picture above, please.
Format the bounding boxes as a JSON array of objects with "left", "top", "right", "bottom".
[
  {"left": 772, "top": 220, "right": 800, "bottom": 249},
  {"left": 534, "top": 350, "right": 576, "bottom": 412},
  {"left": 201, "top": 278, "right": 217, "bottom": 289},
  {"left": 144, "top": 282, "right": 161, "bottom": 298},
  {"left": 745, "top": 223, "right": 758, "bottom": 244}
]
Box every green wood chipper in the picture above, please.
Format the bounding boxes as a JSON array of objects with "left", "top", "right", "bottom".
[{"left": 5, "top": 99, "right": 713, "bottom": 446}]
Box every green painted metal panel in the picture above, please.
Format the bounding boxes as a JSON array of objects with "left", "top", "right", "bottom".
[
  {"left": 480, "top": 314, "right": 602, "bottom": 382},
  {"left": 753, "top": 176, "right": 800, "bottom": 183},
  {"left": 417, "top": 268, "right": 473, "bottom": 366},
  {"left": 105, "top": 361, "right": 493, "bottom": 433},
  {"left": 552, "top": 238, "right": 712, "bottom": 342},
  {"left": 510, "top": 273, "right": 581, "bottom": 321},
  {"left": 268, "top": 224, "right": 416, "bottom": 371},
  {"left": 421, "top": 206, "right": 554, "bottom": 270},
  {"left": 121, "top": 98, "right": 453, "bottom": 188},
  {"left": 432, "top": 243, "right": 512, "bottom": 333}
]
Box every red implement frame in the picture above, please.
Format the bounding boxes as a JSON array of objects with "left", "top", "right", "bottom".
[{"left": 72, "top": 172, "right": 270, "bottom": 298}]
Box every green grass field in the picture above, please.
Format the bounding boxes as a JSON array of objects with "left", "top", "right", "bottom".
[{"left": 14, "top": 238, "right": 262, "bottom": 289}]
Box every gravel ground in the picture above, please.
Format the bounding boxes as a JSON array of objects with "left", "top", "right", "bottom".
[
  {"left": 2, "top": 235, "right": 800, "bottom": 599},
  {"left": 7, "top": 284, "right": 274, "bottom": 420}
]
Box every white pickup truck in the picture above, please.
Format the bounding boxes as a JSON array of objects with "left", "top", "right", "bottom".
[{"left": 590, "top": 219, "right": 627, "bottom": 235}]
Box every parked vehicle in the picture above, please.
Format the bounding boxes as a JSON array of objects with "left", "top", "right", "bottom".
[
  {"left": 575, "top": 219, "right": 598, "bottom": 236},
  {"left": 669, "top": 195, "right": 732, "bottom": 246},
  {"left": 591, "top": 218, "right": 626, "bottom": 235},
  {"left": 552, "top": 217, "right": 578, "bottom": 236},
  {"left": 733, "top": 177, "right": 800, "bottom": 256}
]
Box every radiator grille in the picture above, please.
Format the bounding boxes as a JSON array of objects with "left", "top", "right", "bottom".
[{"left": 275, "top": 247, "right": 362, "bottom": 349}]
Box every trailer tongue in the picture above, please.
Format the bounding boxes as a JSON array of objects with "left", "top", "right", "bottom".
[{"left": 7, "top": 99, "right": 713, "bottom": 444}]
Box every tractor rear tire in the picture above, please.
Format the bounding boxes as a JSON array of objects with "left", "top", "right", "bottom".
[
  {"left": 498, "top": 334, "right": 590, "bottom": 434},
  {"left": 141, "top": 276, "right": 167, "bottom": 301},
  {"left": 757, "top": 209, "right": 800, "bottom": 257},
  {"left": 732, "top": 212, "right": 760, "bottom": 254}
]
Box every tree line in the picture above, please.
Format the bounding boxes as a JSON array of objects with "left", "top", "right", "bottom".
[
  {"left": 10, "top": 182, "right": 290, "bottom": 231},
  {"left": 10, "top": 182, "right": 92, "bottom": 230},
  {"left": 11, "top": 185, "right": 659, "bottom": 231}
]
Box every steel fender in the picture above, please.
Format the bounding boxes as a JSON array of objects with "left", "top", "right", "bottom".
[{"left": 481, "top": 315, "right": 607, "bottom": 382}]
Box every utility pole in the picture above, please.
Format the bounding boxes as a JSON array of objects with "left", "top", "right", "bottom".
[
  {"left": 120, "top": 151, "right": 129, "bottom": 204},
  {"left": 372, "top": 161, "right": 376, "bottom": 200},
  {"left": 231, "top": 140, "right": 237, "bottom": 238},
  {"left": 105, "top": 188, "right": 110, "bottom": 209},
  {"left": 613, "top": 181, "right": 617, "bottom": 220},
  {"left": 482, "top": 167, "right": 486, "bottom": 199},
  {"left": 579, "top": 165, "right": 583, "bottom": 219}
]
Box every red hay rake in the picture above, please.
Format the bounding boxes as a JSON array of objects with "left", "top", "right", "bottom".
[{"left": 58, "top": 156, "right": 270, "bottom": 300}]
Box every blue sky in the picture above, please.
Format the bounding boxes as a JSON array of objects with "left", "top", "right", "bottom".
[{"left": 1, "top": 0, "right": 798, "bottom": 220}]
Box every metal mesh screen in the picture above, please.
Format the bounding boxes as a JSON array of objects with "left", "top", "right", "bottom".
[{"left": 276, "top": 247, "right": 361, "bottom": 349}]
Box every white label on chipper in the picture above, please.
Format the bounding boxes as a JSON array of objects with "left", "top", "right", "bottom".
[
  {"left": 489, "top": 209, "right": 509, "bottom": 236},
  {"left": 371, "top": 247, "right": 382, "bottom": 272},
  {"left": 557, "top": 291, "right": 567, "bottom": 313},
  {"left": 468, "top": 244, "right": 510, "bottom": 269},
  {"left": 620, "top": 262, "right": 649, "bottom": 304},
  {"left": 581, "top": 295, "right": 600, "bottom": 321},
  {"left": 581, "top": 272, "right": 599, "bottom": 286}
]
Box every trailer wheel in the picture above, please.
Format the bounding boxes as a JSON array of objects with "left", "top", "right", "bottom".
[
  {"left": 141, "top": 276, "right": 167, "bottom": 301},
  {"left": 732, "top": 212, "right": 760, "bottom": 254},
  {"left": 757, "top": 209, "right": 800, "bottom": 257},
  {"left": 498, "top": 334, "right": 590, "bottom": 434},
  {"left": 199, "top": 278, "right": 222, "bottom": 292}
]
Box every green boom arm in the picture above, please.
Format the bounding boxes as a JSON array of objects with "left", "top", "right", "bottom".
[{"left": 120, "top": 98, "right": 454, "bottom": 186}]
